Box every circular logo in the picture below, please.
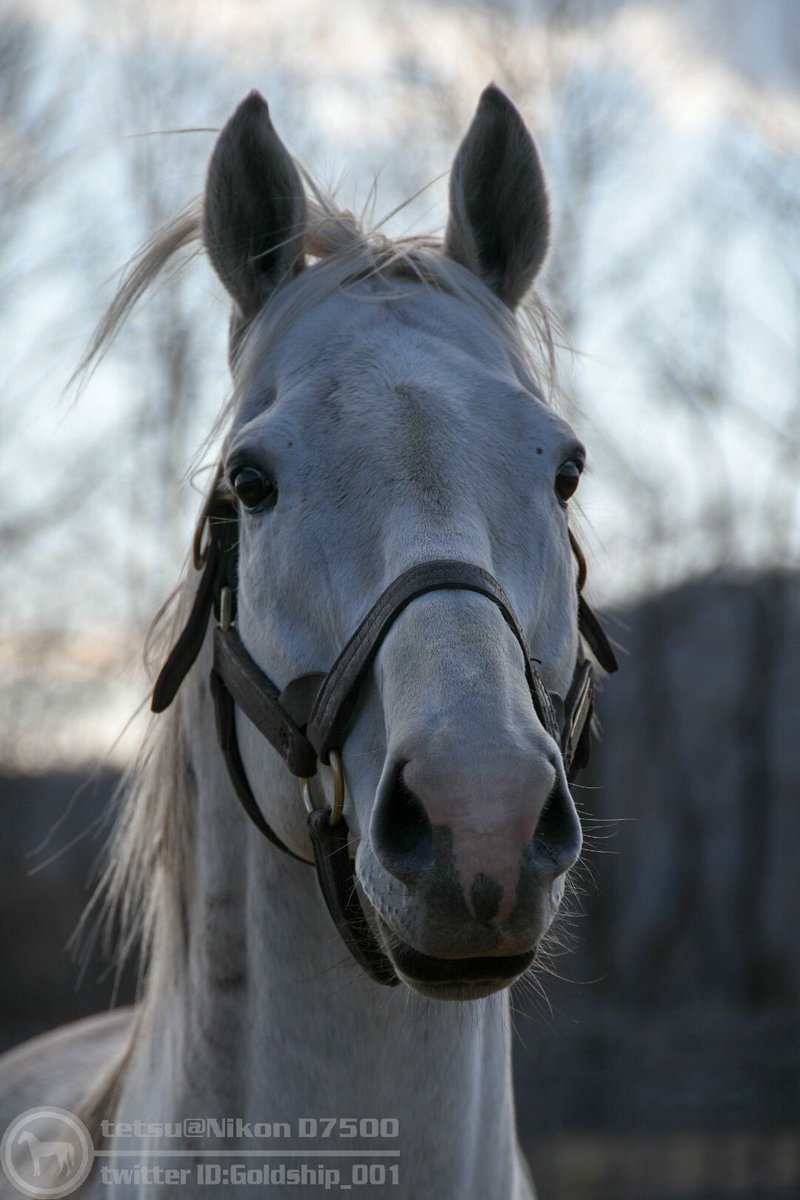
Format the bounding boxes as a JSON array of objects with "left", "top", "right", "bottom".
[{"left": 1, "top": 1108, "right": 94, "bottom": 1198}]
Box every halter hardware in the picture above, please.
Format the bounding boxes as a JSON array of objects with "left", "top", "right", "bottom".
[
  {"left": 300, "top": 750, "right": 345, "bottom": 825},
  {"left": 192, "top": 473, "right": 221, "bottom": 570},
  {"left": 219, "top": 585, "right": 233, "bottom": 633},
  {"left": 152, "top": 473, "right": 618, "bottom": 986}
]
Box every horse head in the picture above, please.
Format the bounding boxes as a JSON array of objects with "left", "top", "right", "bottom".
[{"left": 176, "top": 85, "right": 605, "bottom": 999}]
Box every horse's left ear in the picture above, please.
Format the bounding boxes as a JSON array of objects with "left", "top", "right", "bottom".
[{"left": 444, "top": 85, "right": 550, "bottom": 308}]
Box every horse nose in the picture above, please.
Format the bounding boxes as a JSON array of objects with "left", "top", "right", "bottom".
[{"left": 370, "top": 746, "right": 582, "bottom": 906}]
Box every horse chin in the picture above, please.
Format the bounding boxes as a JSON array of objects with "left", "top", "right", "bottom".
[
  {"left": 401, "top": 980, "right": 514, "bottom": 1002},
  {"left": 373, "top": 915, "right": 536, "bottom": 1001}
]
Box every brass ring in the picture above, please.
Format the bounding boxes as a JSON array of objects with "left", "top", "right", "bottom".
[{"left": 299, "top": 750, "right": 345, "bottom": 825}]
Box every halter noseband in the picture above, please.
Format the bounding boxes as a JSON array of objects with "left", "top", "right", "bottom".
[{"left": 152, "top": 474, "right": 618, "bottom": 986}]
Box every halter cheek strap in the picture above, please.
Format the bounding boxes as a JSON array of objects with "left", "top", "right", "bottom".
[{"left": 152, "top": 481, "right": 618, "bottom": 986}]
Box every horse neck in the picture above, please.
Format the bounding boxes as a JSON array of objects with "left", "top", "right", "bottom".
[{"left": 119, "top": 645, "right": 526, "bottom": 1196}]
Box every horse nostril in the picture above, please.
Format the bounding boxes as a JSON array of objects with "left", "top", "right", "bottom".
[
  {"left": 532, "top": 770, "right": 582, "bottom": 875},
  {"left": 371, "top": 760, "right": 435, "bottom": 885}
]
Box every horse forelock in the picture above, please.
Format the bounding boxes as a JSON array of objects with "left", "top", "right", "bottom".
[{"left": 230, "top": 194, "right": 559, "bottom": 412}]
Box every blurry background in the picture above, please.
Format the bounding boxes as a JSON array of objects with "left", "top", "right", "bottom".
[{"left": 1, "top": 1, "right": 798, "bottom": 1196}]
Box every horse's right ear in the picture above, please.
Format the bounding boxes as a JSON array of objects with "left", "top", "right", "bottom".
[{"left": 204, "top": 91, "right": 306, "bottom": 321}]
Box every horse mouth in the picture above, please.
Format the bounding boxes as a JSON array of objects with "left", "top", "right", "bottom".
[{"left": 377, "top": 918, "right": 535, "bottom": 997}]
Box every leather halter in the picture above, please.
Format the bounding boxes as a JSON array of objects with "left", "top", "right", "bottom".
[{"left": 152, "top": 476, "right": 618, "bottom": 986}]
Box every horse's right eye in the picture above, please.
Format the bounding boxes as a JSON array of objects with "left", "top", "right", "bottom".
[{"left": 230, "top": 466, "right": 276, "bottom": 510}]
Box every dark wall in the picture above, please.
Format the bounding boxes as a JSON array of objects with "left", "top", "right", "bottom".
[
  {"left": 579, "top": 571, "right": 800, "bottom": 1010},
  {"left": 514, "top": 571, "right": 800, "bottom": 1198},
  {"left": 0, "top": 769, "right": 135, "bottom": 1054}
]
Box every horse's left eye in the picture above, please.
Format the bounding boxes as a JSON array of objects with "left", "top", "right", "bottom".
[
  {"left": 230, "top": 466, "right": 276, "bottom": 510},
  {"left": 555, "top": 460, "right": 582, "bottom": 504}
]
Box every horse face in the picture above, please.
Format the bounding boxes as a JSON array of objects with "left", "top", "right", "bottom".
[{"left": 209, "top": 88, "right": 583, "bottom": 998}]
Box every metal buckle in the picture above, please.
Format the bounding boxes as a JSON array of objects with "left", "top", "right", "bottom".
[
  {"left": 563, "top": 662, "right": 593, "bottom": 767},
  {"left": 192, "top": 465, "right": 225, "bottom": 570},
  {"left": 219, "top": 586, "right": 233, "bottom": 632},
  {"left": 568, "top": 529, "right": 588, "bottom": 594},
  {"left": 299, "top": 750, "right": 345, "bottom": 826}
]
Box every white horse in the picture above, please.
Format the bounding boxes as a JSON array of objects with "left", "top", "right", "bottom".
[
  {"left": 0, "top": 86, "right": 616, "bottom": 1198},
  {"left": 16, "top": 1130, "right": 75, "bottom": 1178}
]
